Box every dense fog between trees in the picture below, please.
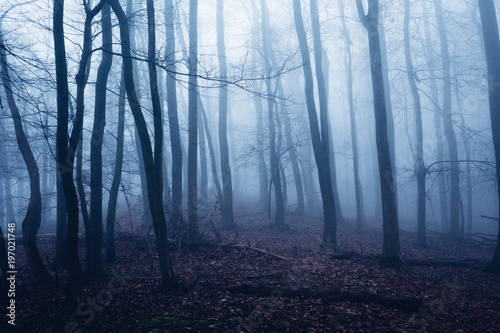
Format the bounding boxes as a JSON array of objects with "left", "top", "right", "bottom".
[{"left": 0, "top": 0, "right": 500, "bottom": 315}]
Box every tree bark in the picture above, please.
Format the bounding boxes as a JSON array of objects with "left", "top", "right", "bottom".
[
  {"left": 421, "top": 2, "right": 449, "bottom": 233},
  {"left": 260, "top": 0, "right": 288, "bottom": 231},
  {"left": 478, "top": 0, "right": 500, "bottom": 273},
  {"left": 433, "top": 0, "right": 461, "bottom": 238},
  {"left": 106, "top": 70, "right": 125, "bottom": 263},
  {"left": 108, "top": 0, "right": 177, "bottom": 290},
  {"left": 293, "top": 0, "right": 337, "bottom": 247},
  {"left": 404, "top": 0, "right": 426, "bottom": 246},
  {"left": 164, "top": 0, "right": 183, "bottom": 230},
  {"left": 355, "top": 0, "right": 401, "bottom": 263},
  {"left": 187, "top": 0, "right": 200, "bottom": 241},
  {"left": 0, "top": 15, "right": 49, "bottom": 280},
  {"left": 199, "top": 100, "right": 223, "bottom": 201},
  {"left": 217, "top": 0, "right": 235, "bottom": 230},
  {"left": 339, "top": 0, "right": 364, "bottom": 231},
  {"left": 86, "top": 2, "right": 113, "bottom": 279}
]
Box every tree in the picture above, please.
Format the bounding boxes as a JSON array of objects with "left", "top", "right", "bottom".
[
  {"left": 164, "top": 0, "right": 183, "bottom": 229},
  {"left": 355, "top": 0, "right": 401, "bottom": 263},
  {"left": 309, "top": 0, "right": 343, "bottom": 226},
  {"left": 478, "top": 0, "right": 500, "bottom": 273},
  {"left": 433, "top": 0, "right": 461, "bottom": 238},
  {"left": 217, "top": 0, "right": 236, "bottom": 230},
  {"left": 0, "top": 4, "right": 49, "bottom": 281},
  {"left": 260, "top": 0, "right": 288, "bottom": 231},
  {"left": 88, "top": 2, "right": 113, "bottom": 279},
  {"left": 187, "top": 0, "right": 200, "bottom": 240},
  {"left": 421, "top": 1, "right": 449, "bottom": 234},
  {"left": 339, "top": 0, "right": 364, "bottom": 231},
  {"left": 404, "top": 0, "right": 426, "bottom": 246},
  {"left": 108, "top": 0, "right": 177, "bottom": 290},
  {"left": 54, "top": 0, "right": 101, "bottom": 305},
  {"left": 293, "top": 0, "right": 337, "bottom": 248},
  {"left": 106, "top": 70, "right": 125, "bottom": 263}
]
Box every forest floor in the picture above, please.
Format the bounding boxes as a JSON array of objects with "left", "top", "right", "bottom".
[{"left": 3, "top": 205, "right": 500, "bottom": 332}]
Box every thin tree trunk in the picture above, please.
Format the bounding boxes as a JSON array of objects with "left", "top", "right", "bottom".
[
  {"left": 108, "top": 0, "right": 177, "bottom": 290},
  {"left": 404, "top": 0, "right": 426, "bottom": 246},
  {"left": 321, "top": 45, "right": 344, "bottom": 223},
  {"left": 164, "top": 0, "right": 183, "bottom": 229},
  {"left": 147, "top": 0, "right": 177, "bottom": 289},
  {"left": 87, "top": 2, "right": 113, "bottom": 278},
  {"left": 106, "top": 71, "right": 125, "bottom": 263},
  {"left": 478, "top": 0, "right": 500, "bottom": 273},
  {"left": 199, "top": 100, "right": 223, "bottom": 201},
  {"left": 0, "top": 16, "right": 48, "bottom": 280},
  {"left": 339, "top": 0, "right": 364, "bottom": 231},
  {"left": 217, "top": 0, "right": 235, "bottom": 229},
  {"left": 422, "top": 2, "right": 449, "bottom": 233},
  {"left": 356, "top": 0, "right": 401, "bottom": 263},
  {"left": 260, "top": 0, "right": 288, "bottom": 230},
  {"left": 198, "top": 109, "right": 208, "bottom": 204},
  {"left": 187, "top": 0, "right": 200, "bottom": 241},
  {"left": 433, "top": 0, "right": 461, "bottom": 239},
  {"left": 293, "top": 0, "right": 337, "bottom": 247}
]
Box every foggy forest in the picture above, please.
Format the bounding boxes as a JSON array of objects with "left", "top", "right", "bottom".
[{"left": 1, "top": 0, "right": 500, "bottom": 331}]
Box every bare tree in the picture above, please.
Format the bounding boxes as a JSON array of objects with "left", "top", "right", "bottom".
[
  {"left": 217, "top": 0, "right": 235, "bottom": 230},
  {"left": 164, "top": 0, "right": 183, "bottom": 229},
  {"left": 355, "top": 0, "right": 401, "bottom": 263},
  {"left": 0, "top": 4, "right": 49, "bottom": 281},
  {"left": 404, "top": 0, "right": 426, "bottom": 246},
  {"left": 433, "top": 0, "right": 461, "bottom": 238},
  {"left": 339, "top": 0, "right": 364, "bottom": 231},
  {"left": 108, "top": 0, "right": 177, "bottom": 290},
  {"left": 293, "top": 0, "right": 337, "bottom": 248},
  {"left": 187, "top": 0, "right": 200, "bottom": 240},
  {"left": 478, "top": 0, "right": 500, "bottom": 273}
]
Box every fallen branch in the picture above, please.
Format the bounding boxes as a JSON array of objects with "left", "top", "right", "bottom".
[
  {"left": 227, "top": 284, "right": 423, "bottom": 312},
  {"left": 481, "top": 215, "right": 499, "bottom": 222}
]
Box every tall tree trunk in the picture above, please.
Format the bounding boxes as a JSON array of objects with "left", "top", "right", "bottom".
[
  {"left": 321, "top": 45, "right": 344, "bottom": 224},
  {"left": 260, "top": 0, "right": 288, "bottom": 231},
  {"left": 339, "top": 0, "right": 364, "bottom": 231},
  {"left": 106, "top": 71, "right": 125, "bottom": 263},
  {"left": 55, "top": 164, "right": 67, "bottom": 269},
  {"left": 198, "top": 109, "right": 208, "bottom": 204},
  {"left": 217, "top": 0, "right": 235, "bottom": 230},
  {"left": 76, "top": 131, "right": 90, "bottom": 269},
  {"left": 379, "top": 14, "right": 397, "bottom": 212},
  {"left": 187, "top": 0, "right": 200, "bottom": 241},
  {"left": 278, "top": 82, "right": 305, "bottom": 215},
  {"left": 164, "top": 0, "right": 183, "bottom": 229},
  {"left": 147, "top": 0, "right": 177, "bottom": 289},
  {"left": 199, "top": 100, "right": 223, "bottom": 201},
  {"left": 404, "top": 0, "right": 426, "bottom": 246},
  {"left": 249, "top": 2, "right": 269, "bottom": 211},
  {"left": 478, "top": 0, "right": 500, "bottom": 273},
  {"left": 87, "top": 2, "right": 113, "bottom": 278},
  {"left": 422, "top": 2, "right": 449, "bottom": 233},
  {"left": 293, "top": 0, "right": 337, "bottom": 247},
  {"left": 0, "top": 14, "right": 48, "bottom": 280},
  {"left": 54, "top": 0, "right": 98, "bottom": 305},
  {"left": 355, "top": 0, "right": 401, "bottom": 263},
  {"left": 108, "top": 0, "right": 177, "bottom": 290},
  {"left": 433, "top": 0, "right": 461, "bottom": 238}
]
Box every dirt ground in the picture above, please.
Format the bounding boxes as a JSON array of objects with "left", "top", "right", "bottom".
[{"left": 3, "top": 207, "right": 500, "bottom": 332}]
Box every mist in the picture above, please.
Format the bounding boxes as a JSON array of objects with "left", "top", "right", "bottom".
[{"left": 0, "top": 0, "right": 499, "bottom": 331}]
